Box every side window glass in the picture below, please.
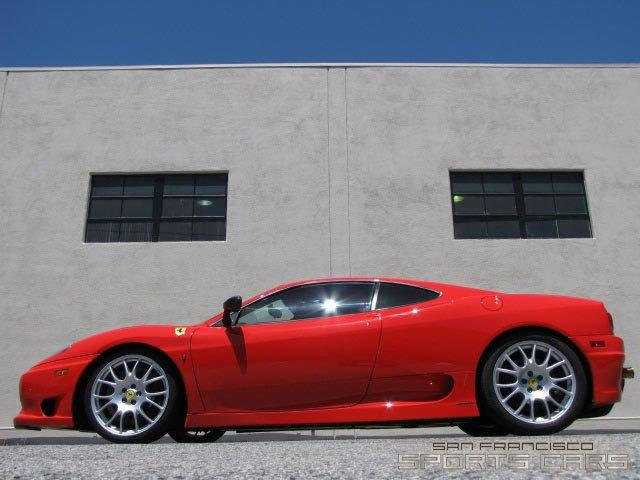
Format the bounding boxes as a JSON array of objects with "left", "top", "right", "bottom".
[
  {"left": 236, "top": 282, "right": 374, "bottom": 325},
  {"left": 376, "top": 283, "right": 439, "bottom": 309},
  {"left": 238, "top": 299, "right": 295, "bottom": 325}
]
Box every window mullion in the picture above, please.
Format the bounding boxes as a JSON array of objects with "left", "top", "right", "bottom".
[
  {"left": 151, "top": 176, "right": 164, "bottom": 242},
  {"left": 513, "top": 173, "right": 527, "bottom": 238}
]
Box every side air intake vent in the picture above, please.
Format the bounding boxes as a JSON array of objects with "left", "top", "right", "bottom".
[{"left": 41, "top": 398, "right": 57, "bottom": 417}]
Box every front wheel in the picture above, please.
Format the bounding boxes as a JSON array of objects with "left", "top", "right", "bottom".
[
  {"left": 84, "top": 350, "right": 179, "bottom": 443},
  {"left": 479, "top": 334, "right": 587, "bottom": 435},
  {"left": 169, "top": 429, "right": 225, "bottom": 443}
]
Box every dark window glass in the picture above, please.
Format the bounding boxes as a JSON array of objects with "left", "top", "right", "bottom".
[
  {"left": 557, "top": 219, "right": 591, "bottom": 238},
  {"left": 483, "top": 173, "right": 514, "bottom": 193},
  {"left": 453, "top": 195, "right": 484, "bottom": 215},
  {"left": 162, "top": 198, "right": 193, "bottom": 217},
  {"left": 453, "top": 218, "right": 488, "bottom": 239},
  {"left": 119, "top": 221, "right": 153, "bottom": 242},
  {"left": 85, "top": 221, "right": 120, "bottom": 242},
  {"left": 164, "top": 175, "right": 194, "bottom": 195},
  {"left": 526, "top": 219, "right": 558, "bottom": 238},
  {"left": 376, "top": 282, "right": 439, "bottom": 309},
  {"left": 485, "top": 195, "right": 516, "bottom": 215},
  {"left": 194, "top": 197, "right": 226, "bottom": 217},
  {"left": 524, "top": 195, "right": 556, "bottom": 215},
  {"left": 554, "top": 195, "right": 587, "bottom": 215},
  {"left": 451, "top": 171, "right": 591, "bottom": 239},
  {"left": 522, "top": 173, "right": 553, "bottom": 193},
  {"left": 196, "top": 175, "right": 227, "bottom": 195},
  {"left": 192, "top": 219, "right": 226, "bottom": 241},
  {"left": 236, "top": 282, "right": 374, "bottom": 325},
  {"left": 451, "top": 172, "right": 483, "bottom": 193},
  {"left": 91, "top": 176, "right": 123, "bottom": 197},
  {"left": 487, "top": 219, "right": 520, "bottom": 238},
  {"left": 89, "top": 198, "right": 122, "bottom": 219},
  {"left": 552, "top": 172, "right": 584, "bottom": 194},
  {"left": 121, "top": 198, "right": 153, "bottom": 218},
  {"left": 86, "top": 173, "right": 227, "bottom": 243},
  {"left": 158, "top": 220, "right": 192, "bottom": 242},
  {"left": 123, "top": 176, "right": 154, "bottom": 196}
]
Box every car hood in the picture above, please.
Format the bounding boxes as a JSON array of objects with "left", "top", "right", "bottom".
[{"left": 36, "top": 324, "right": 199, "bottom": 366}]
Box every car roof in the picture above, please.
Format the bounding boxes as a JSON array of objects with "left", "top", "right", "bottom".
[{"left": 256, "top": 277, "right": 494, "bottom": 301}]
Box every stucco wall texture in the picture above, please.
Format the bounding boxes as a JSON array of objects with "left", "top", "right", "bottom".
[{"left": 0, "top": 65, "right": 638, "bottom": 425}]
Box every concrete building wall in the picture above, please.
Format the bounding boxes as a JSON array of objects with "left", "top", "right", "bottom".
[{"left": 0, "top": 65, "right": 638, "bottom": 424}]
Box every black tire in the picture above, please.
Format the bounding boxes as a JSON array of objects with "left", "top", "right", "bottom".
[
  {"left": 169, "top": 429, "right": 225, "bottom": 443},
  {"left": 458, "top": 419, "right": 510, "bottom": 437},
  {"left": 580, "top": 404, "right": 614, "bottom": 419},
  {"left": 83, "top": 349, "right": 180, "bottom": 443},
  {"left": 479, "top": 333, "right": 587, "bottom": 436}
]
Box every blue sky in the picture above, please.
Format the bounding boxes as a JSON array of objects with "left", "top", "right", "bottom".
[{"left": 1, "top": 0, "right": 639, "bottom": 67}]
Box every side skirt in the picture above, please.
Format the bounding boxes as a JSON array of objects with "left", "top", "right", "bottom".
[{"left": 186, "top": 372, "right": 478, "bottom": 429}]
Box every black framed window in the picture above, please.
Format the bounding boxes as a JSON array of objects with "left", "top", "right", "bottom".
[
  {"left": 450, "top": 171, "right": 592, "bottom": 239},
  {"left": 85, "top": 173, "right": 227, "bottom": 242}
]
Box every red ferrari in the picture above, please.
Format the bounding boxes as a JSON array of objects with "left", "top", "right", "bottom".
[{"left": 15, "top": 278, "right": 632, "bottom": 443}]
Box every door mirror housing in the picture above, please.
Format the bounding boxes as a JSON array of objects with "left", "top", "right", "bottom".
[{"left": 222, "top": 296, "right": 243, "bottom": 327}]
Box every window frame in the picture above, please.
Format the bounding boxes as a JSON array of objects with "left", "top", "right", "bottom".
[
  {"left": 449, "top": 171, "right": 592, "bottom": 239},
  {"left": 215, "top": 281, "right": 377, "bottom": 327},
  {"left": 85, "top": 172, "right": 228, "bottom": 243},
  {"left": 214, "top": 280, "right": 442, "bottom": 327}
]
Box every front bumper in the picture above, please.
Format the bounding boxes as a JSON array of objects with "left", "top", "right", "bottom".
[
  {"left": 570, "top": 334, "right": 626, "bottom": 406},
  {"left": 13, "top": 354, "right": 98, "bottom": 430}
]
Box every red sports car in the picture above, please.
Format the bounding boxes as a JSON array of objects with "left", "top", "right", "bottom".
[{"left": 14, "top": 278, "right": 632, "bottom": 443}]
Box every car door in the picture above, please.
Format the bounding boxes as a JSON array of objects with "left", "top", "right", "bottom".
[
  {"left": 370, "top": 281, "right": 453, "bottom": 378},
  {"left": 190, "top": 282, "right": 381, "bottom": 412}
]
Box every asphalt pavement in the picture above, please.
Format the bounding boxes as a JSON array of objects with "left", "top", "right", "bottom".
[{"left": 1, "top": 421, "right": 639, "bottom": 479}]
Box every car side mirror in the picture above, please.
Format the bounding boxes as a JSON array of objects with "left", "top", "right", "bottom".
[{"left": 222, "top": 296, "right": 242, "bottom": 327}]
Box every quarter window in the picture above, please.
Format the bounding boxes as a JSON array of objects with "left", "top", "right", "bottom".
[
  {"left": 236, "top": 282, "right": 375, "bottom": 326},
  {"left": 450, "top": 172, "right": 592, "bottom": 239},
  {"left": 375, "top": 283, "right": 440, "bottom": 309},
  {"left": 85, "top": 173, "right": 227, "bottom": 243}
]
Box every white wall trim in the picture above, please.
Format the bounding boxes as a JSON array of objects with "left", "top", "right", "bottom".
[{"left": 1, "top": 62, "right": 640, "bottom": 72}]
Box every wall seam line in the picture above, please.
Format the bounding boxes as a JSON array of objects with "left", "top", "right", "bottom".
[
  {"left": 326, "top": 68, "right": 333, "bottom": 276},
  {"left": 344, "top": 67, "right": 352, "bottom": 276},
  {"left": 0, "top": 72, "right": 9, "bottom": 129}
]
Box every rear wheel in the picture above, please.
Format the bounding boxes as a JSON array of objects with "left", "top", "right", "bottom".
[
  {"left": 84, "top": 350, "right": 179, "bottom": 443},
  {"left": 169, "top": 429, "right": 225, "bottom": 443},
  {"left": 479, "top": 333, "right": 587, "bottom": 435}
]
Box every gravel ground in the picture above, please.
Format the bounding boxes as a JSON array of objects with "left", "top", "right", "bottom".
[{"left": 0, "top": 428, "right": 639, "bottom": 479}]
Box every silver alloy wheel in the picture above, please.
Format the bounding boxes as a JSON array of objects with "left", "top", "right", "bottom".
[
  {"left": 492, "top": 340, "right": 576, "bottom": 424},
  {"left": 89, "top": 354, "right": 170, "bottom": 437}
]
